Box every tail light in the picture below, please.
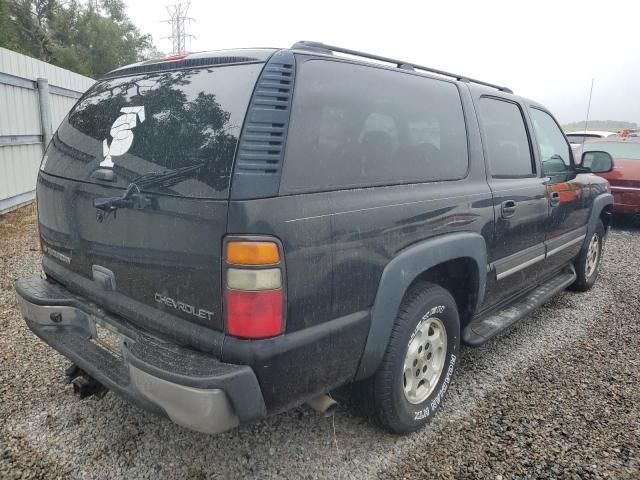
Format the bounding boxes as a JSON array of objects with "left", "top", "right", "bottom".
[{"left": 223, "top": 238, "right": 285, "bottom": 339}]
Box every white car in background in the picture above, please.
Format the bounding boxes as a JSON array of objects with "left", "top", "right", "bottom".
[{"left": 565, "top": 130, "right": 618, "bottom": 148}]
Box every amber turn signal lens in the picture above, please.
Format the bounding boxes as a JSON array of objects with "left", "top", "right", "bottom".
[{"left": 226, "top": 241, "right": 280, "bottom": 265}]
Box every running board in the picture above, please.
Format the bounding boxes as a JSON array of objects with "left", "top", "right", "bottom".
[{"left": 463, "top": 267, "right": 577, "bottom": 346}]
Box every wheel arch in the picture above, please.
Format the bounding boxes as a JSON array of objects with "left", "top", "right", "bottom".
[
  {"left": 599, "top": 202, "right": 613, "bottom": 230},
  {"left": 585, "top": 193, "right": 614, "bottom": 248},
  {"left": 355, "top": 232, "right": 487, "bottom": 380}
]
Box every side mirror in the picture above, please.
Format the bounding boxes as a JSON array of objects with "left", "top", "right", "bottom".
[
  {"left": 542, "top": 154, "right": 569, "bottom": 176},
  {"left": 581, "top": 151, "right": 614, "bottom": 173}
]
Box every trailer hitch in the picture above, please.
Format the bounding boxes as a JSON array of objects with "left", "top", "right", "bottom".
[{"left": 64, "top": 363, "right": 107, "bottom": 400}]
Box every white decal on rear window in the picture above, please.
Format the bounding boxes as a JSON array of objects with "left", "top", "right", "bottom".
[{"left": 100, "top": 106, "right": 146, "bottom": 168}]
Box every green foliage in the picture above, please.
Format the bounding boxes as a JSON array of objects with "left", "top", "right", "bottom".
[
  {"left": 69, "top": 70, "right": 237, "bottom": 191},
  {"left": 562, "top": 120, "right": 638, "bottom": 132},
  {"left": 0, "top": 0, "right": 158, "bottom": 78},
  {"left": 0, "top": 0, "right": 19, "bottom": 51}
]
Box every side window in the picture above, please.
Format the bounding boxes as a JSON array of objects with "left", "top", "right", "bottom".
[
  {"left": 478, "top": 98, "right": 534, "bottom": 177},
  {"left": 281, "top": 60, "right": 469, "bottom": 192},
  {"left": 529, "top": 108, "right": 572, "bottom": 175},
  {"left": 361, "top": 112, "right": 399, "bottom": 151},
  {"left": 408, "top": 115, "right": 441, "bottom": 149}
]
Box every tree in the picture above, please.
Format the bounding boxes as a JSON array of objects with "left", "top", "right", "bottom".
[
  {"left": 562, "top": 120, "right": 638, "bottom": 132},
  {"left": 0, "top": 0, "right": 159, "bottom": 78},
  {"left": 0, "top": 0, "right": 20, "bottom": 51}
]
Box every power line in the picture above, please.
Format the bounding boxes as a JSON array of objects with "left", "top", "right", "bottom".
[{"left": 162, "top": 3, "right": 195, "bottom": 55}]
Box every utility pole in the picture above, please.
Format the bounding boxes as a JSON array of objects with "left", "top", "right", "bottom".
[{"left": 163, "top": 3, "right": 195, "bottom": 55}]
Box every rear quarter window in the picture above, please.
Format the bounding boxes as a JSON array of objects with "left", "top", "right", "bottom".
[{"left": 280, "top": 59, "right": 469, "bottom": 193}]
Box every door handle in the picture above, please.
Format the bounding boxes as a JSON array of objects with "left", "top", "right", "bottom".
[
  {"left": 550, "top": 191, "right": 561, "bottom": 206},
  {"left": 501, "top": 200, "right": 517, "bottom": 218}
]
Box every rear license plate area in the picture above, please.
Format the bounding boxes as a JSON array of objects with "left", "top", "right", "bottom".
[{"left": 90, "top": 321, "right": 123, "bottom": 360}]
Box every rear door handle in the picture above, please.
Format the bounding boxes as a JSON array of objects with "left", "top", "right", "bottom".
[
  {"left": 550, "top": 191, "right": 560, "bottom": 206},
  {"left": 501, "top": 200, "right": 517, "bottom": 218}
]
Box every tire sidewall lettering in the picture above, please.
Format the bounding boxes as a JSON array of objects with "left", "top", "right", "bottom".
[
  {"left": 409, "top": 305, "right": 446, "bottom": 344},
  {"left": 413, "top": 353, "right": 456, "bottom": 421},
  {"left": 403, "top": 302, "right": 458, "bottom": 423}
]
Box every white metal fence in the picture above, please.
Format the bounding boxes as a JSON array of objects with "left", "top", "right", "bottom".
[{"left": 0, "top": 47, "right": 94, "bottom": 214}]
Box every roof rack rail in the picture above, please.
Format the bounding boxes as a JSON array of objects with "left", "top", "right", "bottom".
[{"left": 291, "top": 41, "right": 513, "bottom": 94}]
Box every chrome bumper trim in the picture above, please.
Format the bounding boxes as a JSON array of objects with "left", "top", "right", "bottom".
[
  {"left": 610, "top": 186, "right": 640, "bottom": 192},
  {"left": 17, "top": 295, "right": 240, "bottom": 434},
  {"left": 16, "top": 295, "right": 96, "bottom": 337},
  {"left": 129, "top": 365, "right": 239, "bottom": 434}
]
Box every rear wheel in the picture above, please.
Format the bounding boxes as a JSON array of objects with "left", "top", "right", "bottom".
[
  {"left": 360, "top": 282, "right": 460, "bottom": 434},
  {"left": 571, "top": 219, "right": 605, "bottom": 291}
]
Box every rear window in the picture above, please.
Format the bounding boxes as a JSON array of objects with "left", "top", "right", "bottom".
[
  {"left": 566, "top": 135, "right": 590, "bottom": 145},
  {"left": 43, "top": 63, "right": 263, "bottom": 198},
  {"left": 583, "top": 141, "right": 640, "bottom": 160},
  {"left": 280, "top": 60, "right": 468, "bottom": 193},
  {"left": 566, "top": 134, "right": 607, "bottom": 145}
]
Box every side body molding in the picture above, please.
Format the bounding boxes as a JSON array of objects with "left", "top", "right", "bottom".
[{"left": 355, "top": 232, "right": 488, "bottom": 380}]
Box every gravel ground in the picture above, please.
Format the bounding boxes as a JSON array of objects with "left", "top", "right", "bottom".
[{"left": 1, "top": 205, "right": 638, "bottom": 479}]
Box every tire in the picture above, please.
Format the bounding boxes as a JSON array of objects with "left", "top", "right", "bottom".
[
  {"left": 359, "top": 282, "right": 460, "bottom": 434},
  {"left": 570, "top": 219, "right": 605, "bottom": 292}
]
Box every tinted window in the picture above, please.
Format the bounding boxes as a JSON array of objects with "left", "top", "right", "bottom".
[
  {"left": 281, "top": 60, "right": 468, "bottom": 192},
  {"left": 44, "top": 64, "right": 262, "bottom": 198},
  {"left": 583, "top": 141, "right": 640, "bottom": 160},
  {"left": 478, "top": 98, "right": 534, "bottom": 177},
  {"left": 529, "top": 108, "right": 572, "bottom": 175}
]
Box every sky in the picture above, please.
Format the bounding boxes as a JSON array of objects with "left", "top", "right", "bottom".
[{"left": 124, "top": 0, "right": 640, "bottom": 126}]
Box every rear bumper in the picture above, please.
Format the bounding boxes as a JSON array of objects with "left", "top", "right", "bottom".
[
  {"left": 611, "top": 187, "right": 640, "bottom": 213},
  {"left": 15, "top": 277, "right": 267, "bottom": 434}
]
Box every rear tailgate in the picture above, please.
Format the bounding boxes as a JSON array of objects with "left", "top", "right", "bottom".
[{"left": 37, "top": 58, "right": 267, "bottom": 333}]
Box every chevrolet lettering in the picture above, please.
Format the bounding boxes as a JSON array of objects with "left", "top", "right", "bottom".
[{"left": 154, "top": 293, "right": 214, "bottom": 321}]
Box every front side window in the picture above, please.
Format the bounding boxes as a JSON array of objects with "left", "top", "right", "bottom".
[
  {"left": 281, "top": 60, "right": 468, "bottom": 192},
  {"left": 478, "top": 98, "right": 534, "bottom": 177},
  {"left": 529, "top": 108, "right": 573, "bottom": 175}
]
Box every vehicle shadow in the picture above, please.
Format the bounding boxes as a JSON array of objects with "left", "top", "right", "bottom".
[{"left": 611, "top": 213, "right": 640, "bottom": 234}]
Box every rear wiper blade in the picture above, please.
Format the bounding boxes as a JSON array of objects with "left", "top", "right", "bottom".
[
  {"left": 93, "top": 162, "right": 205, "bottom": 213},
  {"left": 129, "top": 162, "right": 206, "bottom": 190}
]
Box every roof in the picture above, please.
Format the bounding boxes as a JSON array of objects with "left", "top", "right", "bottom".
[
  {"left": 102, "top": 41, "right": 514, "bottom": 97},
  {"left": 291, "top": 41, "right": 513, "bottom": 93},
  {"left": 101, "top": 48, "right": 277, "bottom": 79}
]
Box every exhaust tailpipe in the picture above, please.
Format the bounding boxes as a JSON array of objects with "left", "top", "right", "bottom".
[{"left": 306, "top": 394, "right": 338, "bottom": 417}]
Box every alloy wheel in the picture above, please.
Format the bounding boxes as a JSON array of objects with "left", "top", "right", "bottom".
[{"left": 403, "top": 316, "right": 447, "bottom": 404}]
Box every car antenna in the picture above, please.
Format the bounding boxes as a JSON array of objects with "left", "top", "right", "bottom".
[{"left": 583, "top": 78, "right": 594, "bottom": 132}]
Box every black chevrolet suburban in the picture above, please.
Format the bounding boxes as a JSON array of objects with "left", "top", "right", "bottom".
[{"left": 16, "top": 42, "right": 615, "bottom": 434}]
